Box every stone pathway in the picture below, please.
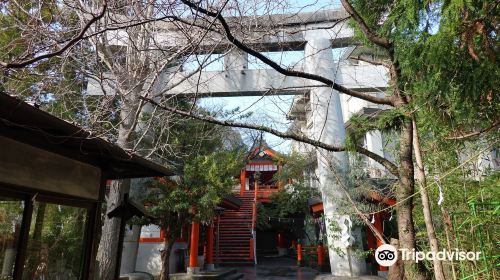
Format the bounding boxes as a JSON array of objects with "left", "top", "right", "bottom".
[
  {"left": 235, "top": 257, "right": 318, "bottom": 280},
  {"left": 315, "top": 276, "right": 384, "bottom": 280},
  {"left": 234, "top": 257, "right": 385, "bottom": 280}
]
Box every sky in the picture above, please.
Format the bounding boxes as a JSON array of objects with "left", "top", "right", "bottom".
[
  {"left": 194, "top": 51, "right": 349, "bottom": 153},
  {"left": 193, "top": 0, "right": 345, "bottom": 153}
]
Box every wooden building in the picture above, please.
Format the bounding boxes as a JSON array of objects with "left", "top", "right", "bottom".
[
  {"left": 0, "top": 93, "right": 173, "bottom": 280},
  {"left": 215, "top": 145, "right": 284, "bottom": 265}
]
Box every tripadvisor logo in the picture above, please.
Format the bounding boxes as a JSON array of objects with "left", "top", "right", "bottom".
[
  {"left": 375, "top": 244, "right": 482, "bottom": 266},
  {"left": 375, "top": 244, "right": 398, "bottom": 266}
]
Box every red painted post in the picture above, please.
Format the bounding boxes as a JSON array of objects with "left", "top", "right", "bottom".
[
  {"left": 317, "top": 245, "right": 324, "bottom": 267},
  {"left": 189, "top": 221, "right": 200, "bottom": 269},
  {"left": 206, "top": 224, "right": 214, "bottom": 267},
  {"left": 249, "top": 238, "right": 254, "bottom": 259},
  {"left": 374, "top": 213, "right": 388, "bottom": 272},
  {"left": 254, "top": 180, "right": 258, "bottom": 200},
  {"left": 366, "top": 226, "right": 376, "bottom": 251},
  {"left": 297, "top": 243, "right": 303, "bottom": 266},
  {"left": 240, "top": 169, "right": 246, "bottom": 196},
  {"left": 251, "top": 181, "right": 258, "bottom": 230}
]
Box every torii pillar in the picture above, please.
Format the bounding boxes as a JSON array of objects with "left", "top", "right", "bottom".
[{"left": 304, "top": 31, "right": 366, "bottom": 276}]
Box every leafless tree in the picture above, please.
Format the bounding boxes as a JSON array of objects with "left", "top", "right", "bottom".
[{"left": 2, "top": 0, "right": 473, "bottom": 279}]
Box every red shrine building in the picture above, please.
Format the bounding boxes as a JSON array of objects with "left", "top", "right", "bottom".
[
  {"left": 132, "top": 145, "right": 288, "bottom": 274},
  {"left": 219, "top": 145, "right": 285, "bottom": 265},
  {"left": 128, "top": 144, "right": 397, "bottom": 277}
]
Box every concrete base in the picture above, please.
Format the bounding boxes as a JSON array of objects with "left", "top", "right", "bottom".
[
  {"left": 170, "top": 268, "right": 241, "bottom": 280},
  {"left": 327, "top": 248, "right": 366, "bottom": 277},
  {"left": 205, "top": 264, "right": 215, "bottom": 271},
  {"left": 119, "top": 272, "right": 154, "bottom": 280},
  {"left": 187, "top": 267, "right": 200, "bottom": 274},
  {"left": 197, "top": 256, "right": 205, "bottom": 270}
]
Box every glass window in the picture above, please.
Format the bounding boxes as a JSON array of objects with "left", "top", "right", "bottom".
[
  {"left": 0, "top": 197, "right": 24, "bottom": 280},
  {"left": 23, "top": 202, "right": 87, "bottom": 280}
]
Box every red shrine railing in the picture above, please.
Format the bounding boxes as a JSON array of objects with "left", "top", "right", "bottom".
[
  {"left": 249, "top": 182, "right": 258, "bottom": 264},
  {"left": 296, "top": 243, "right": 327, "bottom": 267},
  {"left": 255, "top": 188, "right": 277, "bottom": 201},
  {"left": 239, "top": 186, "right": 279, "bottom": 201}
]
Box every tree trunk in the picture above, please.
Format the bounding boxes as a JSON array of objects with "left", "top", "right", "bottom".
[
  {"left": 396, "top": 120, "right": 429, "bottom": 280},
  {"left": 412, "top": 117, "right": 446, "bottom": 280},
  {"left": 1, "top": 224, "right": 19, "bottom": 276},
  {"left": 97, "top": 96, "right": 136, "bottom": 280},
  {"left": 27, "top": 203, "right": 46, "bottom": 279},
  {"left": 159, "top": 237, "right": 175, "bottom": 280},
  {"left": 388, "top": 238, "right": 404, "bottom": 280},
  {"left": 96, "top": 179, "right": 131, "bottom": 280}
]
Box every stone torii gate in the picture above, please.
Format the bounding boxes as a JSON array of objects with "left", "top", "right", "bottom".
[{"left": 88, "top": 8, "right": 389, "bottom": 277}]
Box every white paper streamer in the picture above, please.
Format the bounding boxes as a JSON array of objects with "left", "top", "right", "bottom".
[
  {"left": 435, "top": 177, "right": 445, "bottom": 205},
  {"left": 371, "top": 214, "right": 375, "bottom": 224},
  {"left": 437, "top": 186, "right": 444, "bottom": 205}
]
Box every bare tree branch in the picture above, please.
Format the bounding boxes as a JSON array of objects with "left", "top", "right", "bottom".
[
  {"left": 445, "top": 119, "right": 500, "bottom": 140},
  {"left": 140, "top": 96, "right": 399, "bottom": 177},
  {"left": 180, "top": 0, "right": 395, "bottom": 106},
  {"left": 351, "top": 55, "right": 389, "bottom": 67},
  {"left": 0, "top": 1, "right": 108, "bottom": 69},
  {"left": 357, "top": 146, "right": 399, "bottom": 175},
  {"left": 338, "top": 0, "right": 411, "bottom": 106},
  {"left": 141, "top": 95, "right": 343, "bottom": 151}
]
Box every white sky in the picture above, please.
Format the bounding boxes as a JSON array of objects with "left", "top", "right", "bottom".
[
  {"left": 194, "top": 0, "right": 344, "bottom": 153},
  {"left": 194, "top": 48, "right": 348, "bottom": 152}
]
